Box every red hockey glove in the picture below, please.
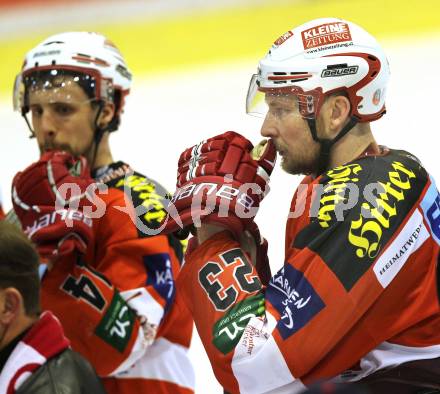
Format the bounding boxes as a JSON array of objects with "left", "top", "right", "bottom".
[
  {"left": 161, "top": 131, "right": 276, "bottom": 238},
  {"left": 12, "top": 151, "right": 97, "bottom": 261}
]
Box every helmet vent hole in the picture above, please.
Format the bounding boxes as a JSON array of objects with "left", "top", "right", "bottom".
[
  {"left": 368, "top": 55, "right": 377, "bottom": 61},
  {"left": 370, "top": 71, "right": 377, "bottom": 78}
]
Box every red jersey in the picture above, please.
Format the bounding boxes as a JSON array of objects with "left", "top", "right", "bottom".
[
  {"left": 41, "top": 162, "right": 194, "bottom": 394},
  {"left": 177, "top": 149, "right": 440, "bottom": 393}
]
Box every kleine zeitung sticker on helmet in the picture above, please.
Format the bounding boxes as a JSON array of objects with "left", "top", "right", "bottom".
[
  {"left": 301, "top": 22, "right": 352, "bottom": 50},
  {"left": 273, "top": 31, "right": 294, "bottom": 47}
]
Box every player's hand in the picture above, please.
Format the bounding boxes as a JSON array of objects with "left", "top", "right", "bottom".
[
  {"left": 161, "top": 131, "right": 276, "bottom": 238},
  {"left": 238, "top": 221, "right": 272, "bottom": 287},
  {"left": 12, "top": 151, "right": 96, "bottom": 262}
]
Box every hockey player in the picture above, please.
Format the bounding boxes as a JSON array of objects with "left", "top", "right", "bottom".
[
  {"left": 161, "top": 18, "right": 440, "bottom": 393},
  {"left": 11, "top": 32, "right": 194, "bottom": 393}
]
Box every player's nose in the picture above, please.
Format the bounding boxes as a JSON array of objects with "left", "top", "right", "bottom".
[
  {"left": 38, "top": 109, "right": 58, "bottom": 140},
  {"left": 260, "top": 114, "right": 278, "bottom": 138}
]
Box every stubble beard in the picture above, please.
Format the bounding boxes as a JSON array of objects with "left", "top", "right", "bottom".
[
  {"left": 41, "top": 141, "right": 74, "bottom": 156},
  {"left": 279, "top": 144, "right": 320, "bottom": 176},
  {"left": 40, "top": 140, "right": 95, "bottom": 163}
]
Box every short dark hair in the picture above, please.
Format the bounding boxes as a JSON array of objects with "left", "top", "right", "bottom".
[{"left": 0, "top": 221, "right": 40, "bottom": 316}]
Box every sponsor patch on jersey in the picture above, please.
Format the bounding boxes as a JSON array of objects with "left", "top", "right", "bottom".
[
  {"left": 321, "top": 64, "right": 358, "bottom": 78},
  {"left": 103, "top": 164, "right": 184, "bottom": 260},
  {"left": 273, "top": 30, "right": 294, "bottom": 47},
  {"left": 301, "top": 22, "right": 352, "bottom": 50},
  {"left": 294, "top": 152, "right": 428, "bottom": 291},
  {"left": 115, "top": 174, "right": 168, "bottom": 231},
  {"left": 266, "top": 265, "right": 324, "bottom": 339},
  {"left": 420, "top": 178, "right": 440, "bottom": 245},
  {"left": 95, "top": 291, "right": 136, "bottom": 353},
  {"left": 144, "top": 253, "right": 175, "bottom": 311},
  {"left": 212, "top": 294, "right": 265, "bottom": 355},
  {"left": 373, "top": 208, "right": 430, "bottom": 287}
]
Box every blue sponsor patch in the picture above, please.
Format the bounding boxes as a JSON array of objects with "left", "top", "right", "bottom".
[
  {"left": 266, "top": 264, "right": 325, "bottom": 339},
  {"left": 143, "top": 253, "right": 175, "bottom": 312},
  {"left": 420, "top": 178, "right": 440, "bottom": 245}
]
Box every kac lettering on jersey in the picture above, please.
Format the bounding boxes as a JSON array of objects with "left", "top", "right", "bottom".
[
  {"left": 25, "top": 209, "right": 92, "bottom": 237},
  {"left": 302, "top": 22, "right": 352, "bottom": 50},
  {"left": 266, "top": 265, "right": 325, "bottom": 339},
  {"left": 144, "top": 254, "right": 175, "bottom": 309}
]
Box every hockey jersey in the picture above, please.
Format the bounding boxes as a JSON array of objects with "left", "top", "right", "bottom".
[
  {"left": 177, "top": 148, "right": 440, "bottom": 393},
  {"left": 41, "top": 161, "right": 195, "bottom": 394}
]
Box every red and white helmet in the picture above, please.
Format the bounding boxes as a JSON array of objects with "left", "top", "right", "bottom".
[
  {"left": 13, "top": 31, "right": 132, "bottom": 131},
  {"left": 246, "top": 17, "right": 390, "bottom": 122}
]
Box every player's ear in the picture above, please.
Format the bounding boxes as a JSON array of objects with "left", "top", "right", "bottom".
[
  {"left": 97, "top": 101, "right": 115, "bottom": 129},
  {"left": 0, "top": 288, "right": 22, "bottom": 325},
  {"left": 329, "top": 95, "right": 351, "bottom": 136}
]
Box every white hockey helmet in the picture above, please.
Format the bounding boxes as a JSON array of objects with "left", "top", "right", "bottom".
[
  {"left": 246, "top": 17, "right": 390, "bottom": 123},
  {"left": 13, "top": 31, "right": 132, "bottom": 132}
]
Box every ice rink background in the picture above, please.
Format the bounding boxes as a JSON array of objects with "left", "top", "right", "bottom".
[{"left": 0, "top": 1, "right": 439, "bottom": 392}]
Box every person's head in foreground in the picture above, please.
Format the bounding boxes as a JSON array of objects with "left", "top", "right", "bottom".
[{"left": 0, "top": 220, "right": 40, "bottom": 350}]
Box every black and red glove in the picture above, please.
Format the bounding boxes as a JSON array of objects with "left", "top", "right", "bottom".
[
  {"left": 12, "top": 151, "right": 97, "bottom": 261},
  {"left": 161, "top": 131, "right": 276, "bottom": 238}
]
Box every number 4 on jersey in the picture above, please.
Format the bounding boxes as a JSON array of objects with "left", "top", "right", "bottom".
[
  {"left": 198, "top": 248, "right": 262, "bottom": 311},
  {"left": 62, "top": 274, "right": 106, "bottom": 311}
]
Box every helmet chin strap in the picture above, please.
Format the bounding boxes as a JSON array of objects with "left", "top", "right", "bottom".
[
  {"left": 90, "top": 101, "right": 110, "bottom": 170},
  {"left": 306, "top": 115, "right": 358, "bottom": 176}
]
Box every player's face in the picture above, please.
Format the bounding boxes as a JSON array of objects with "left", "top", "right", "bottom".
[
  {"left": 28, "top": 80, "right": 97, "bottom": 161},
  {"left": 260, "top": 94, "right": 320, "bottom": 175}
]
